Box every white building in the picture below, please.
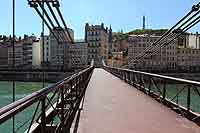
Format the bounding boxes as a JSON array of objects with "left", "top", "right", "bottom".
[
  {"left": 187, "top": 33, "right": 200, "bottom": 49},
  {"left": 32, "top": 40, "right": 41, "bottom": 68}
]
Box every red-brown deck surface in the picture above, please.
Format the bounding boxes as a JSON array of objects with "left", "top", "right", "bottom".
[{"left": 78, "top": 69, "right": 200, "bottom": 133}]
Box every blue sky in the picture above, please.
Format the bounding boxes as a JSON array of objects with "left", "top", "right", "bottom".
[{"left": 0, "top": 0, "right": 200, "bottom": 39}]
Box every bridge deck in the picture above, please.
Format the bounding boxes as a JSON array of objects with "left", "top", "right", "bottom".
[{"left": 78, "top": 68, "right": 200, "bottom": 133}]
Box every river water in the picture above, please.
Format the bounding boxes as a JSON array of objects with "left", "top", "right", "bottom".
[{"left": 0, "top": 81, "right": 49, "bottom": 132}]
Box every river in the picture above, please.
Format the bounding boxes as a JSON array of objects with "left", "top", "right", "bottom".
[{"left": 0, "top": 81, "right": 49, "bottom": 132}]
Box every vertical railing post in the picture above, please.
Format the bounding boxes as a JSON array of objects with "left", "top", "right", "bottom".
[
  {"left": 78, "top": 75, "right": 81, "bottom": 96},
  {"left": 162, "top": 80, "right": 166, "bottom": 102},
  {"left": 187, "top": 85, "right": 191, "bottom": 113},
  {"left": 80, "top": 74, "right": 84, "bottom": 92},
  {"left": 148, "top": 77, "right": 151, "bottom": 94},
  {"left": 117, "top": 69, "right": 119, "bottom": 78},
  {"left": 139, "top": 74, "right": 142, "bottom": 88},
  {"left": 75, "top": 77, "right": 78, "bottom": 98},
  {"left": 121, "top": 71, "right": 123, "bottom": 80},
  {"left": 130, "top": 72, "right": 133, "bottom": 85},
  {"left": 133, "top": 72, "right": 136, "bottom": 85},
  {"left": 41, "top": 97, "right": 46, "bottom": 133},
  {"left": 122, "top": 71, "right": 124, "bottom": 80},
  {"left": 114, "top": 69, "right": 116, "bottom": 76},
  {"left": 126, "top": 71, "right": 128, "bottom": 83},
  {"left": 141, "top": 75, "right": 145, "bottom": 91},
  {"left": 134, "top": 74, "right": 137, "bottom": 86},
  {"left": 124, "top": 71, "right": 127, "bottom": 82},
  {"left": 132, "top": 72, "right": 135, "bottom": 85},
  {"left": 61, "top": 85, "right": 65, "bottom": 130},
  {"left": 127, "top": 72, "right": 130, "bottom": 84},
  {"left": 70, "top": 80, "right": 73, "bottom": 110}
]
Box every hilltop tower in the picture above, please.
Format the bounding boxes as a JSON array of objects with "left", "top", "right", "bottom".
[{"left": 143, "top": 16, "right": 146, "bottom": 30}]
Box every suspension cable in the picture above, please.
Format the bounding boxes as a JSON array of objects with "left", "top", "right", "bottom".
[
  {"left": 12, "top": 0, "right": 16, "bottom": 132},
  {"left": 132, "top": 2, "right": 200, "bottom": 66},
  {"left": 42, "top": 0, "right": 45, "bottom": 88}
]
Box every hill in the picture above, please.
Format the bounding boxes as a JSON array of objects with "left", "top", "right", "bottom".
[{"left": 128, "top": 29, "right": 168, "bottom": 36}]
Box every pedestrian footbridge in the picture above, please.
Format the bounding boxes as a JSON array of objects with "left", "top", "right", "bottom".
[{"left": 0, "top": 65, "right": 200, "bottom": 133}]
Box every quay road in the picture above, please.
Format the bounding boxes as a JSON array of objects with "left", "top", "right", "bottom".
[{"left": 77, "top": 68, "right": 200, "bottom": 133}]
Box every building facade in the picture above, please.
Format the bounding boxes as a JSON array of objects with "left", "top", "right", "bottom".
[
  {"left": 49, "top": 28, "right": 74, "bottom": 69},
  {"left": 112, "top": 39, "right": 128, "bottom": 53},
  {"left": 40, "top": 35, "right": 50, "bottom": 65},
  {"left": 85, "top": 23, "right": 110, "bottom": 66},
  {"left": 176, "top": 33, "right": 200, "bottom": 71},
  {"left": 22, "top": 35, "right": 41, "bottom": 68},
  {"left": 69, "top": 42, "right": 88, "bottom": 69},
  {"left": 32, "top": 40, "right": 41, "bottom": 68},
  {"left": 128, "top": 33, "right": 200, "bottom": 72},
  {"left": 128, "top": 34, "right": 177, "bottom": 71},
  {"left": 8, "top": 42, "right": 23, "bottom": 67},
  {"left": 0, "top": 35, "right": 36, "bottom": 68},
  {"left": 23, "top": 39, "right": 33, "bottom": 68},
  {"left": 0, "top": 44, "right": 9, "bottom": 68},
  {"left": 187, "top": 33, "right": 200, "bottom": 49},
  {"left": 177, "top": 48, "right": 200, "bottom": 71},
  {"left": 111, "top": 51, "right": 123, "bottom": 67}
]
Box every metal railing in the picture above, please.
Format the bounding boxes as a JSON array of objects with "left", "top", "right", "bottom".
[
  {"left": 0, "top": 64, "right": 94, "bottom": 132},
  {"left": 104, "top": 65, "right": 200, "bottom": 125}
]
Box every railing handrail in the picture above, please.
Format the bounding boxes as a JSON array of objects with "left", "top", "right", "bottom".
[
  {"left": 104, "top": 64, "right": 200, "bottom": 123},
  {"left": 105, "top": 65, "right": 200, "bottom": 86},
  {"left": 0, "top": 65, "right": 94, "bottom": 123}
]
